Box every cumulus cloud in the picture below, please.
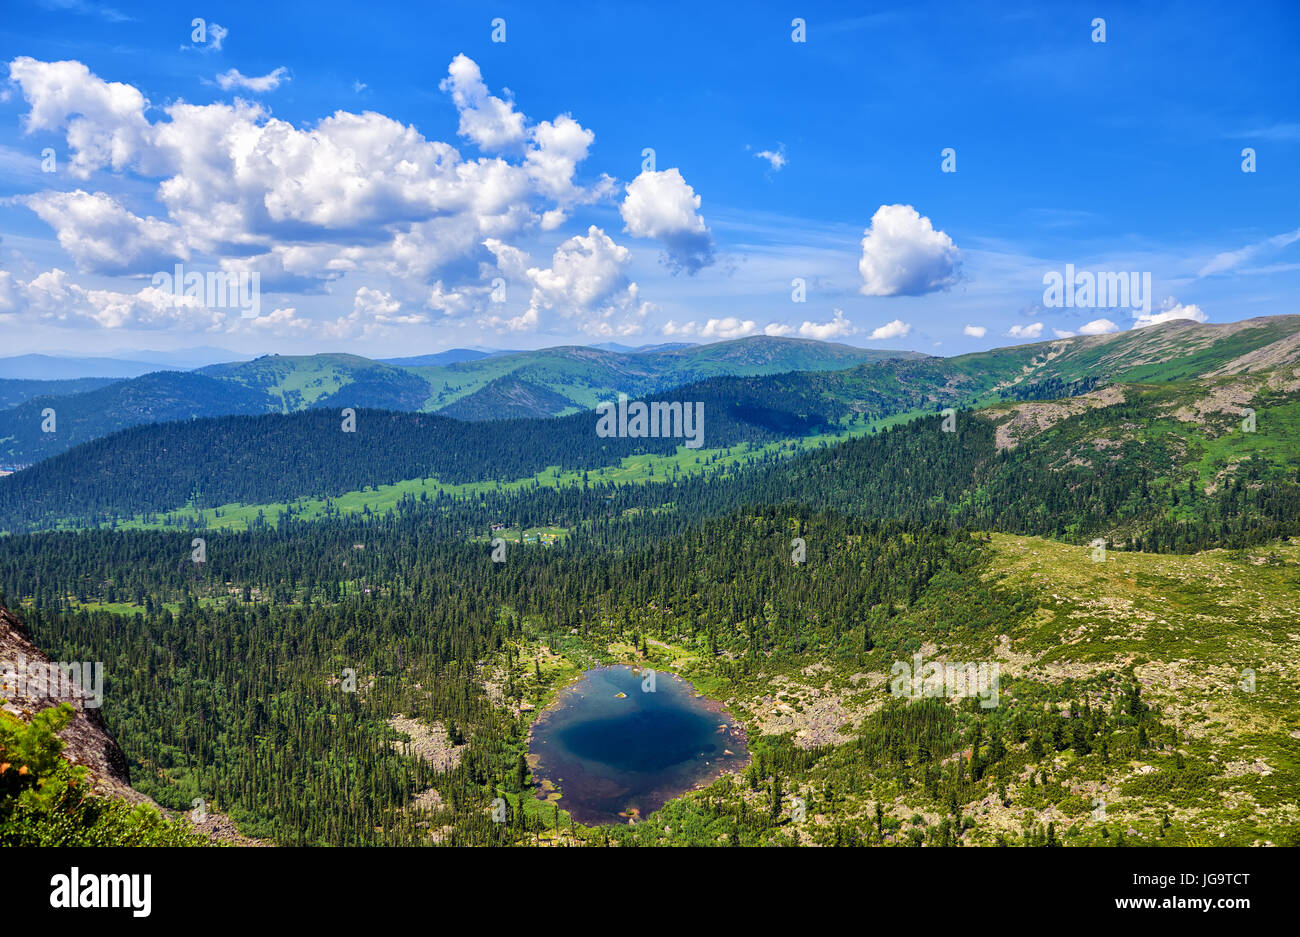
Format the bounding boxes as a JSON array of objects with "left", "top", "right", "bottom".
[
  {"left": 21, "top": 189, "right": 187, "bottom": 274},
  {"left": 9, "top": 57, "right": 152, "bottom": 178},
  {"left": 1, "top": 267, "right": 226, "bottom": 330},
  {"left": 215, "top": 67, "right": 289, "bottom": 93},
  {"left": 1006, "top": 322, "right": 1044, "bottom": 339},
  {"left": 321, "top": 287, "right": 429, "bottom": 339},
  {"left": 868, "top": 318, "right": 911, "bottom": 341},
  {"left": 484, "top": 226, "right": 650, "bottom": 337},
  {"left": 354, "top": 286, "right": 418, "bottom": 323},
  {"left": 664, "top": 318, "right": 800, "bottom": 340},
  {"left": 6, "top": 54, "right": 619, "bottom": 321},
  {"left": 245, "top": 306, "right": 312, "bottom": 335},
  {"left": 439, "top": 54, "right": 526, "bottom": 152},
  {"left": 426, "top": 279, "right": 492, "bottom": 318},
  {"left": 1055, "top": 318, "right": 1119, "bottom": 338},
  {"left": 797, "top": 309, "right": 855, "bottom": 340},
  {"left": 858, "top": 204, "right": 961, "bottom": 296},
  {"left": 1134, "top": 299, "right": 1207, "bottom": 329},
  {"left": 620, "top": 168, "right": 715, "bottom": 274},
  {"left": 701, "top": 317, "right": 759, "bottom": 339},
  {"left": 1079, "top": 318, "right": 1119, "bottom": 335},
  {"left": 963, "top": 324, "right": 987, "bottom": 338},
  {"left": 524, "top": 115, "right": 615, "bottom": 224}
]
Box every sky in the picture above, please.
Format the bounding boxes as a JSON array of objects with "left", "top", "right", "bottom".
[{"left": 0, "top": 0, "right": 1297, "bottom": 359}]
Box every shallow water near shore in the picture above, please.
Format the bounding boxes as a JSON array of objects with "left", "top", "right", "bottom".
[{"left": 528, "top": 665, "right": 749, "bottom": 825}]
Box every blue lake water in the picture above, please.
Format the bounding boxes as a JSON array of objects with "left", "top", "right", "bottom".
[{"left": 528, "top": 665, "right": 749, "bottom": 825}]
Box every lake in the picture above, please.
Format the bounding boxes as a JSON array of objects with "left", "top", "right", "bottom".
[{"left": 528, "top": 665, "right": 750, "bottom": 825}]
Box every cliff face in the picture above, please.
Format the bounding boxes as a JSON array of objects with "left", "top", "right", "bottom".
[
  {"left": 0, "top": 602, "right": 270, "bottom": 845},
  {"left": 0, "top": 602, "right": 148, "bottom": 804}
]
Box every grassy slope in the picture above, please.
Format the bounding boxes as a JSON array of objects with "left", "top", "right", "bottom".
[
  {"left": 200, "top": 353, "right": 417, "bottom": 411},
  {"left": 410, "top": 337, "right": 914, "bottom": 413},
  {"left": 484, "top": 532, "right": 1299, "bottom": 845},
  {"left": 94, "top": 410, "right": 920, "bottom": 532},
  {"left": 104, "top": 360, "right": 1300, "bottom": 537},
  {"left": 979, "top": 534, "right": 1300, "bottom": 841}
]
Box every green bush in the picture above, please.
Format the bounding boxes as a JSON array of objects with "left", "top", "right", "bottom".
[{"left": 0, "top": 703, "right": 208, "bottom": 847}]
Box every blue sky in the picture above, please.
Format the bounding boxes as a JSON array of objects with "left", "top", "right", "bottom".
[{"left": 1, "top": 0, "right": 1297, "bottom": 358}]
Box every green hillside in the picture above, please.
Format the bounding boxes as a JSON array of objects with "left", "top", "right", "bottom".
[
  {"left": 408, "top": 335, "right": 915, "bottom": 413},
  {"left": 7, "top": 315, "right": 1297, "bottom": 537},
  {"left": 0, "top": 336, "right": 913, "bottom": 465}
]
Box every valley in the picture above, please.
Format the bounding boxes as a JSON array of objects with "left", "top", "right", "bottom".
[{"left": 2, "top": 317, "right": 1299, "bottom": 848}]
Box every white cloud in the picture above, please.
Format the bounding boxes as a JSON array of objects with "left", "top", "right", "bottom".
[
  {"left": 182, "top": 22, "right": 228, "bottom": 52},
  {"left": 9, "top": 57, "right": 152, "bottom": 178},
  {"left": 21, "top": 189, "right": 187, "bottom": 274},
  {"left": 1079, "top": 318, "right": 1119, "bottom": 335},
  {"left": 6, "top": 54, "right": 613, "bottom": 312},
  {"left": 1006, "top": 322, "right": 1044, "bottom": 339},
  {"left": 439, "top": 53, "right": 526, "bottom": 152},
  {"left": 1134, "top": 299, "right": 1207, "bottom": 329},
  {"left": 426, "top": 280, "right": 491, "bottom": 318},
  {"left": 701, "top": 318, "right": 758, "bottom": 339},
  {"left": 488, "top": 226, "right": 650, "bottom": 337},
  {"left": 244, "top": 306, "right": 312, "bottom": 335},
  {"left": 206, "top": 23, "right": 228, "bottom": 51},
  {"left": 620, "top": 168, "right": 715, "bottom": 274},
  {"left": 868, "top": 318, "right": 911, "bottom": 341},
  {"left": 753, "top": 145, "right": 786, "bottom": 171},
  {"left": 352, "top": 286, "right": 407, "bottom": 322},
  {"left": 1197, "top": 228, "right": 1300, "bottom": 277},
  {"left": 858, "top": 204, "right": 961, "bottom": 296},
  {"left": 1054, "top": 319, "right": 1119, "bottom": 338},
  {"left": 2, "top": 267, "right": 226, "bottom": 330},
  {"left": 322, "top": 287, "right": 428, "bottom": 339},
  {"left": 664, "top": 318, "right": 790, "bottom": 339},
  {"left": 524, "top": 114, "right": 613, "bottom": 222},
  {"left": 797, "top": 309, "right": 855, "bottom": 340},
  {"left": 963, "top": 324, "right": 987, "bottom": 338},
  {"left": 215, "top": 67, "right": 289, "bottom": 93}
]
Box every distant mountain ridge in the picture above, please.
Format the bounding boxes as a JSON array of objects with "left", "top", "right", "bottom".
[
  {"left": 2, "top": 314, "right": 1298, "bottom": 532},
  {"left": 0, "top": 336, "right": 915, "bottom": 464}
]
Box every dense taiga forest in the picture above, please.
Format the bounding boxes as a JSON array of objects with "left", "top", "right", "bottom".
[{"left": 4, "top": 321, "right": 1300, "bottom": 846}]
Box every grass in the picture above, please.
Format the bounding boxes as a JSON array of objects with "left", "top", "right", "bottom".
[
  {"left": 477, "top": 530, "right": 1300, "bottom": 845},
  {"left": 93, "top": 409, "right": 923, "bottom": 533}
]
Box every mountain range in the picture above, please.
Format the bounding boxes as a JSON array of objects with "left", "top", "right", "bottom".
[
  {"left": 4, "top": 312, "right": 1300, "bottom": 852},
  {"left": 2, "top": 314, "right": 1297, "bottom": 533},
  {"left": 0, "top": 336, "right": 915, "bottom": 465}
]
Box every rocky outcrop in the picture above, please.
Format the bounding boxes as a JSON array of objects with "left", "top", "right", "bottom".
[
  {"left": 0, "top": 602, "right": 146, "bottom": 804},
  {"left": 1, "top": 601, "right": 271, "bottom": 845}
]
